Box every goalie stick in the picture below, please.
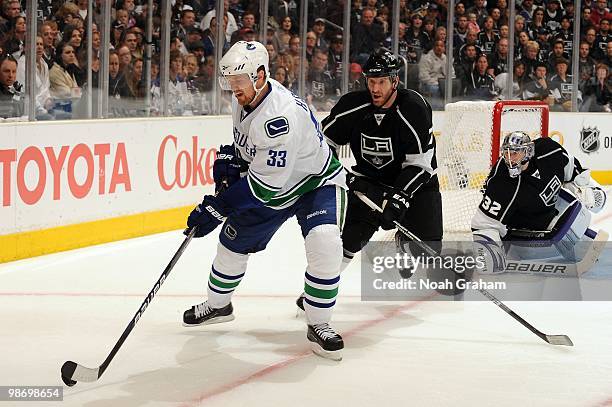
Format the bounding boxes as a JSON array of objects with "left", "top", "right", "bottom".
[
  {"left": 61, "top": 226, "right": 198, "bottom": 386},
  {"left": 355, "top": 191, "right": 574, "bottom": 347}
]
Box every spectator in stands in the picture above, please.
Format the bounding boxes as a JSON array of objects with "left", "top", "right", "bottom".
[
  {"left": 200, "top": 0, "right": 238, "bottom": 43},
  {"left": 175, "top": 7, "right": 197, "bottom": 42},
  {"left": 0, "top": 54, "right": 23, "bottom": 119},
  {"left": 124, "top": 31, "right": 142, "bottom": 60},
  {"left": 591, "top": 0, "right": 612, "bottom": 31},
  {"left": 63, "top": 26, "right": 82, "bottom": 55},
  {"left": 518, "top": 0, "right": 535, "bottom": 24},
  {"left": 454, "top": 15, "right": 469, "bottom": 49},
  {"left": 348, "top": 63, "right": 365, "bottom": 92},
  {"left": 521, "top": 40, "right": 541, "bottom": 78},
  {"left": 548, "top": 57, "right": 579, "bottom": 111},
  {"left": 230, "top": 11, "right": 257, "bottom": 45},
  {"left": 277, "top": 16, "right": 294, "bottom": 50},
  {"left": 584, "top": 27, "right": 602, "bottom": 60},
  {"left": 273, "top": 64, "right": 290, "bottom": 88},
  {"left": 3, "top": 15, "right": 25, "bottom": 59},
  {"left": 55, "top": 2, "right": 79, "bottom": 33},
  {"left": 488, "top": 37, "right": 509, "bottom": 76},
  {"left": 108, "top": 50, "right": 131, "bottom": 100},
  {"left": 514, "top": 15, "right": 526, "bottom": 42},
  {"left": 351, "top": 7, "right": 384, "bottom": 65},
  {"left": 465, "top": 54, "right": 496, "bottom": 100},
  {"left": 494, "top": 60, "right": 527, "bottom": 99},
  {"left": 547, "top": 40, "right": 571, "bottom": 73},
  {"left": 312, "top": 18, "right": 329, "bottom": 51},
  {"left": 468, "top": 0, "right": 488, "bottom": 27},
  {"left": 457, "top": 28, "right": 482, "bottom": 64},
  {"left": 594, "top": 19, "right": 611, "bottom": 58},
  {"left": 117, "top": 44, "right": 132, "bottom": 73},
  {"left": 15, "top": 35, "right": 64, "bottom": 120},
  {"left": 543, "top": 0, "right": 564, "bottom": 35},
  {"left": 49, "top": 42, "right": 81, "bottom": 104},
  {"left": 490, "top": 8, "right": 503, "bottom": 29},
  {"left": 406, "top": 13, "right": 429, "bottom": 62},
  {"left": 579, "top": 41, "right": 597, "bottom": 89},
  {"left": 328, "top": 34, "right": 344, "bottom": 81},
  {"left": 528, "top": 8, "right": 546, "bottom": 39},
  {"left": 581, "top": 7, "right": 595, "bottom": 36},
  {"left": 604, "top": 41, "right": 612, "bottom": 66},
  {"left": 582, "top": 63, "right": 611, "bottom": 112},
  {"left": 455, "top": 43, "right": 479, "bottom": 86},
  {"left": 376, "top": 6, "right": 391, "bottom": 37},
  {"left": 0, "top": 0, "right": 21, "bottom": 38},
  {"left": 419, "top": 39, "right": 453, "bottom": 109},
  {"left": 111, "top": 20, "right": 126, "bottom": 48},
  {"left": 40, "top": 21, "right": 57, "bottom": 69},
  {"left": 306, "top": 48, "right": 337, "bottom": 112},
  {"left": 553, "top": 16, "right": 574, "bottom": 56},
  {"left": 126, "top": 57, "right": 145, "bottom": 99},
  {"left": 305, "top": 31, "right": 317, "bottom": 62},
  {"left": 422, "top": 17, "right": 436, "bottom": 51},
  {"left": 478, "top": 16, "right": 500, "bottom": 55},
  {"left": 523, "top": 62, "right": 552, "bottom": 102},
  {"left": 499, "top": 24, "right": 509, "bottom": 40},
  {"left": 202, "top": 15, "right": 229, "bottom": 58}
]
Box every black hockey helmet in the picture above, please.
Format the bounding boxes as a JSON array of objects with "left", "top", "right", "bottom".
[{"left": 363, "top": 48, "right": 402, "bottom": 78}]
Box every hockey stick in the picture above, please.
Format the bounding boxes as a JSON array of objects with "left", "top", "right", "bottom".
[
  {"left": 355, "top": 191, "right": 574, "bottom": 346},
  {"left": 60, "top": 227, "right": 198, "bottom": 386}
]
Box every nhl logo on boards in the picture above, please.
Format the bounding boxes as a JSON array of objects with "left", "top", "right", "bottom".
[
  {"left": 360, "top": 133, "right": 394, "bottom": 169},
  {"left": 580, "top": 126, "right": 600, "bottom": 154}
]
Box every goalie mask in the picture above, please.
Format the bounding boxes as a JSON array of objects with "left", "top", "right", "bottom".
[
  {"left": 500, "top": 131, "right": 535, "bottom": 178},
  {"left": 219, "top": 41, "right": 269, "bottom": 104}
]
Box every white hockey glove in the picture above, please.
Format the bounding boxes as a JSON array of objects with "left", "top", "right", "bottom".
[
  {"left": 472, "top": 229, "right": 506, "bottom": 274},
  {"left": 567, "top": 170, "right": 607, "bottom": 213}
]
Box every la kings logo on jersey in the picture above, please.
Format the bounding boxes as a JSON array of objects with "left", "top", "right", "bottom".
[
  {"left": 580, "top": 126, "right": 600, "bottom": 153},
  {"left": 361, "top": 133, "right": 394, "bottom": 169},
  {"left": 539, "top": 175, "right": 562, "bottom": 206}
]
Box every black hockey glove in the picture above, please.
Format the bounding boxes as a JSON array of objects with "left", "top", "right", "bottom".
[
  {"left": 381, "top": 191, "right": 410, "bottom": 230},
  {"left": 346, "top": 172, "right": 388, "bottom": 207},
  {"left": 213, "top": 144, "right": 241, "bottom": 193},
  {"left": 185, "top": 195, "right": 228, "bottom": 238}
]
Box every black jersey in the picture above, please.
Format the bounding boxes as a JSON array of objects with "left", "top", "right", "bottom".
[
  {"left": 474, "top": 137, "right": 584, "bottom": 234},
  {"left": 322, "top": 88, "right": 438, "bottom": 198}
]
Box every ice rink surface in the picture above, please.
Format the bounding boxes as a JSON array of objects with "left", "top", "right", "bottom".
[{"left": 2, "top": 201, "right": 612, "bottom": 407}]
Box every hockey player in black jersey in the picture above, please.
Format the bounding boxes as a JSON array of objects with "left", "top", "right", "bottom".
[
  {"left": 296, "top": 48, "right": 442, "bottom": 309},
  {"left": 472, "top": 131, "right": 607, "bottom": 274}
]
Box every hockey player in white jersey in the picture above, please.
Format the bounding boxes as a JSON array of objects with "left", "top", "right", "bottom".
[
  {"left": 182, "top": 41, "right": 347, "bottom": 360},
  {"left": 472, "top": 131, "right": 607, "bottom": 274}
]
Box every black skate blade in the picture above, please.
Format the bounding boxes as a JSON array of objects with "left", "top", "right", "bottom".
[
  {"left": 310, "top": 343, "right": 343, "bottom": 361},
  {"left": 182, "top": 314, "right": 235, "bottom": 327}
]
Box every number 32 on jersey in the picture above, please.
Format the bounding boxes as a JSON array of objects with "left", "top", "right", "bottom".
[{"left": 480, "top": 195, "right": 502, "bottom": 217}]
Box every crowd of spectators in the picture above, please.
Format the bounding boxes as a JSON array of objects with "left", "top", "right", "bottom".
[{"left": 0, "top": 0, "right": 610, "bottom": 120}]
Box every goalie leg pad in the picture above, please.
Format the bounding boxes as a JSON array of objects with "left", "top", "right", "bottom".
[
  {"left": 303, "top": 224, "right": 342, "bottom": 325},
  {"left": 472, "top": 229, "right": 506, "bottom": 274},
  {"left": 551, "top": 200, "right": 591, "bottom": 261},
  {"left": 207, "top": 242, "right": 250, "bottom": 308}
]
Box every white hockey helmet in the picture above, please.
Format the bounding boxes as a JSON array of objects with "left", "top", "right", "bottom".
[
  {"left": 219, "top": 41, "right": 269, "bottom": 93},
  {"left": 500, "top": 131, "right": 535, "bottom": 178}
]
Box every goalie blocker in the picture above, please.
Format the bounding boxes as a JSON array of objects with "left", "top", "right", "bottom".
[{"left": 472, "top": 132, "right": 607, "bottom": 275}]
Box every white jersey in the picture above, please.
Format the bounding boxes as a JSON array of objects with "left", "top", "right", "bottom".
[{"left": 231, "top": 79, "right": 346, "bottom": 209}]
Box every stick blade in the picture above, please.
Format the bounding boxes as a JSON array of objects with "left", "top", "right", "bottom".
[
  {"left": 545, "top": 335, "right": 574, "bottom": 346},
  {"left": 61, "top": 360, "right": 100, "bottom": 386}
]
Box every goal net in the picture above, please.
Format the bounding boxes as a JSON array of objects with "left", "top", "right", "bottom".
[{"left": 438, "top": 100, "right": 549, "bottom": 238}]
